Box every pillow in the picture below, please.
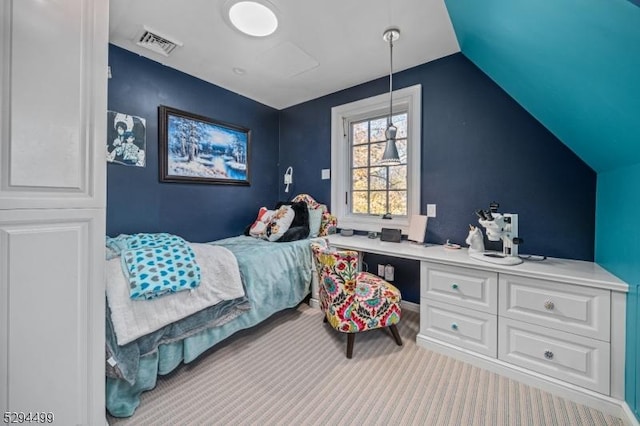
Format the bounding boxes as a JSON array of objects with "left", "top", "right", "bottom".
[
  {"left": 263, "top": 205, "right": 295, "bottom": 241},
  {"left": 248, "top": 207, "right": 275, "bottom": 238},
  {"left": 308, "top": 208, "right": 323, "bottom": 238},
  {"left": 274, "top": 201, "right": 309, "bottom": 230}
]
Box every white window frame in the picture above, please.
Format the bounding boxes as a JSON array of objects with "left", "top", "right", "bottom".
[{"left": 331, "top": 84, "right": 421, "bottom": 234}]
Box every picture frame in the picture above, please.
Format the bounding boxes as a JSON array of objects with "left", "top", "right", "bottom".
[{"left": 159, "top": 105, "right": 250, "bottom": 185}]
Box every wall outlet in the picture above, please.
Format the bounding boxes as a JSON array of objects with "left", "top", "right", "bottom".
[
  {"left": 384, "top": 264, "right": 394, "bottom": 281},
  {"left": 427, "top": 204, "right": 437, "bottom": 218},
  {"left": 321, "top": 169, "right": 331, "bottom": 180},
  {"left": 378, "top": 264, "right": 385, "bottom": 276}
]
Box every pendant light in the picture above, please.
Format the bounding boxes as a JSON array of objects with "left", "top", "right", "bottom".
[{"left": 380, "top": 27, "right": 401, "bottom": 166}]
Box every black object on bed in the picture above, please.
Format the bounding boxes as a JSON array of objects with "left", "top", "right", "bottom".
[{"left": 243, "top": 200, "right": 310, "bottom": 242}]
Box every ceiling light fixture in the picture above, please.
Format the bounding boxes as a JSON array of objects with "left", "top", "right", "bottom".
[
  {"left": 380, "top": 27, "right": 401, "bottom": 166},
  {"left": 228, "top": 1, "right": 278, "bottom": 37}
]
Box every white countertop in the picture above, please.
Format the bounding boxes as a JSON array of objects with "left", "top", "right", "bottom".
[{"left": 326, "top": 234, "right": 628, "bottom": 292}]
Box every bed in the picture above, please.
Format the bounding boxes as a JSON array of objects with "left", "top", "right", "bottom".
[
  {"left": 105, "top": 236, "right": 315, "bottom": 417},
  {"left": 105, "top": 195, "right": 336, "bottom": 418}
]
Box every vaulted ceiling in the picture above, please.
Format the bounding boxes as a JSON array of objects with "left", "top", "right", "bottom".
[
  {"left": 445, "top": 0, "right": 640, "bottom": 173},
  {"left": 109, "top": 1, "right": 640, "bottom": 173}
]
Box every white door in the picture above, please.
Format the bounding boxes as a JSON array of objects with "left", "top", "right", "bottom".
[{"left": 0, "top": 1, "right": 108, "bottom": 424}]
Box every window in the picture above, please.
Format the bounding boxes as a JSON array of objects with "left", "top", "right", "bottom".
[
  {"left": 351, "top": 112, "right": 408, "bottom": 216},
  {"left": 331, "top": 84, "right": 421, "bottom": 234}
]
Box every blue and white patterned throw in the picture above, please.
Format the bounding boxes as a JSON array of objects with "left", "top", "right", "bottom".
[{"left": 108, "top": 233, "right": 202, "bottom": 300}]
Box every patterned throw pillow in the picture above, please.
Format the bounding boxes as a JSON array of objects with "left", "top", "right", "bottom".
[
  {"left": 263, "top": 205, "right": 295, "bottom": 241},
  {"left": 249, "top": 207, "right": 275, "bottom": 237}
]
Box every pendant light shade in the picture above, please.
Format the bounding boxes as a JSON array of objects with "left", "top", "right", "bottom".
[
  {"left": 380, "top": 27, "right": 401, "bottom": 166},
  {"left": 380, "top": 125, "right": 400, "bottom": 165}
]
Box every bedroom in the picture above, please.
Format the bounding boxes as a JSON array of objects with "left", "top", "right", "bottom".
[{"left": 1, "top": 0, "right": 639, "bottom": 424}]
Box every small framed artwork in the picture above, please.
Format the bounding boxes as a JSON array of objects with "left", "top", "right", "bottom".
[
  {"left": 107, "top": 111, "right": 146, "bottom": 167},
  {"left": 158, "top": 105, "right": 250, "bottom": 185}
]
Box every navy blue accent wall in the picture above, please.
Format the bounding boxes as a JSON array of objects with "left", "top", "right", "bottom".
[
  {"left": 363, "top": 254, "right": 421, "bottom": 303},
  {"left": 107, "top": 45, "right": 280, "bottom": 242},
  {"left": 279, "top": 53, "right": 596, "bottom": 262}
]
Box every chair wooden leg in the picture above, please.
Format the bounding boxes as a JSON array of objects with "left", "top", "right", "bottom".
[
  {"left": 346, "top": 334, "right": 355, "bottom": 359},
  {"left": 389, "top": 324, "right": 403, "bottom": 346}
]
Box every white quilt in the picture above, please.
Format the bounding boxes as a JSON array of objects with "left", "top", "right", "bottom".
[{"left": 106, "top": 243, "right": 245, "bottom": 345}]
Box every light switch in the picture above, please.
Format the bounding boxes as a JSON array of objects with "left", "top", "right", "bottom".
[
  {"left": 427, "top": 204, "right": 436, "bottom": 218},
  {"left": 321, "top": 169, "right": 331, "bottom": 180}
]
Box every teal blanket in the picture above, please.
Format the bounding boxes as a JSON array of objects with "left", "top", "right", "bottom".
[{"left": 106, "top": 236, "right": 313, "bottom": 418}]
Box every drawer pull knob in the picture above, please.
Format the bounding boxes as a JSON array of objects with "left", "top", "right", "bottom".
[
  {"left": 452, "top": 283, "right": 459, "bottom": 290},
  {"left": 544, "top": 350, "right": 554, "bottom": 360},
  {"left": 451, "top": 323, "right": 458, "bottom": 330},
  {"left": 544, "top": 300, "right": 555, "bottom": 310}
]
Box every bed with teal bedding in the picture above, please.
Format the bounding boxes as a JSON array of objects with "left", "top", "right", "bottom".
[{"left": 106, "top": 235, "right": 314, "bottom": 418}]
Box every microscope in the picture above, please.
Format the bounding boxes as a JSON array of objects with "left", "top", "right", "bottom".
[{"left": 471, "top": 202, "right": 524, "bottom": 266}]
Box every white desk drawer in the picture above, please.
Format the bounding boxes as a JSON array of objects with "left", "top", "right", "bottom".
[
  {"left": 499, "top": 274, "right": 610, "bottom": 341},
  {"left": 421, "top": 262, "right": 497, "bottom": 314},
  {"left": 499, "top": 318, "right": 609, "bottom": 394},
  {"left": 420, "top": 299, "right": 497, "bottom": 357}
]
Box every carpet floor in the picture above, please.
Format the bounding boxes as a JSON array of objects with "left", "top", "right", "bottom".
[{"left": 108, "top": 303, "right": 624, "bottom": 425}]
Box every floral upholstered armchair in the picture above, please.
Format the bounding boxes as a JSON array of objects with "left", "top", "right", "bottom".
[{"left": 311, "top": 239, "right": 402, "bottom": 358}]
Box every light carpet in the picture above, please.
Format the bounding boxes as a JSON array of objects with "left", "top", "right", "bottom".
[{"left": 108, "top": 303, "right": 624, "bottom": 425}]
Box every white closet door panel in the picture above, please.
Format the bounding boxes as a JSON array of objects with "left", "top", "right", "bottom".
[
  {"left": 0, "top": 208, "right": 105, "bottom": 424},
  {"left": 0, "top": 0, "right": 107, "bottom": 209}
]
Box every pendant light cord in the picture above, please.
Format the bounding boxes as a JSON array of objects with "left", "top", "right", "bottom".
[{"left": 388, "top": 35, "right": 393, "bottom": 127}]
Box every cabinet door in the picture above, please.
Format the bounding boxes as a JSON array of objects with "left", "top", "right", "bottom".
[
  {"left": 0, "top": 209, "right": 105, "bottom": 424},
  {"left": 499, "top": 274, "right": 610, "bottom": 341},
  {"left": 421, "top": 262, "right": 497, "bottom": 314},
  {"left": 0, "top": 0, "right": 107, "bottom": 210},
  {"left": 499, "top": 318, "right": 610, "bottom": 394},
  {"left": 0, "top": 0, "right": 107, "bottom": 424}
]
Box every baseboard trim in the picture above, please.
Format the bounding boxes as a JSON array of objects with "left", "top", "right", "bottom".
[
  {"left": 417, "top": 334, "right": 636, "bottom": 424},
  {"left": 621, "top": 402, "right": 640, "bottom": 426}
]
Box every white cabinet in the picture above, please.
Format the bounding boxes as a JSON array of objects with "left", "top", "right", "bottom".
[
  {"left": 421, "top": 262, "right": 497, "bottom": 314},
  {"left": 325, "top": 234, "right": 628, "bottom": 413},
  {"left": 0, "top": 1, "right": 108, "bottom": 424},
  {"left": 421, "top": 299, "right": 497, "bottom": 357},
  {"left": 419, "top": 260, "right": 621, "bottom": 398},
  {"left": 499, "top": 318, "right": 610, "bottom": 394},
  {"left": 496, "top": 274, "right": 612, "bottom": 393}
]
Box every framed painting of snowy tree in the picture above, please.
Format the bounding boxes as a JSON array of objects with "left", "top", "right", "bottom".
[{"left": 159, "top": 105, "right": 250, "bottom": 185}]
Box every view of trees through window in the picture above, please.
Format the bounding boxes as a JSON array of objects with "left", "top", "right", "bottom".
[{"left": 350, "top": 112, "right": 408, "bottom": 216}]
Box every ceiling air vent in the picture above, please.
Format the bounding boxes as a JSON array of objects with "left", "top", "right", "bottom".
[{"left": 136, "top": 26, "right": 183, "bottom": 57}]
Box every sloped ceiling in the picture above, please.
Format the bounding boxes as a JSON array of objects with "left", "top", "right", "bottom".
[{"left": 445, "top": 0, "right": 640, "bottom": 173}]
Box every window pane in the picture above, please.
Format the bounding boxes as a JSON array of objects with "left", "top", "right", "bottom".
[
  {"left": 370, "top": 118, "right": 387, "bottom": 142},
  {"left": 388, "top": 165, "right": 407, "bottom": 189},
  {"left": 396, "top": 139, "right": 407, "bottom": 163},
  {"left": 352, "top": 191, "right": 369, "bottom": 214},
  {"left": 370, "top": 191, "right": 388, "bottom": 215},
  {"left": 352, "top": 144, "right": 368, "bottom": 168},
  {"left": 393, "top": 113, "right": 407, "bottom": 138},
  {"left": 389, "top": 191, "right": 407, "bottom": 215},
  {"left": 352, "top": 168, "right": 368, "bottom": 190},
  {"left": 369, "top": 167, "right": 387, "bottom": 190},
  {"left": 349, "top": 111, "right": 410, "bottom": 219},
  {"left": 370, "top": 141, "right": 385, "bottom": 165},
  {"left": 352, "top": 121, "right": 368, "bottom": 145}
]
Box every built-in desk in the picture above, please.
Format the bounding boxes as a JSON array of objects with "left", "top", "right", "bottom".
[
  {"left": 326, "top": 234, "right": 627, "bottom": 291},
  {"left": 324, "top": 234, "right": 629, "bottom": 417}
]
